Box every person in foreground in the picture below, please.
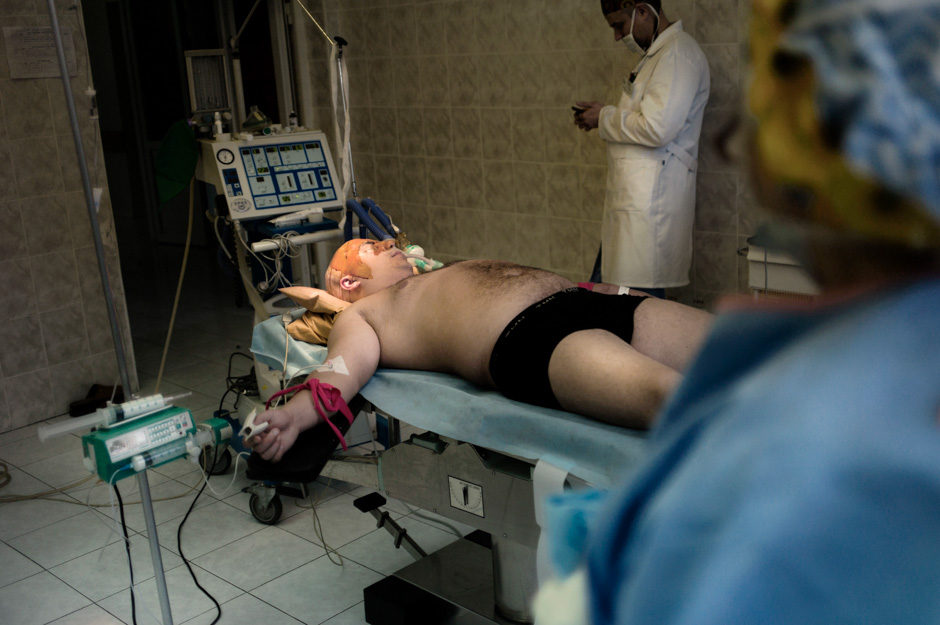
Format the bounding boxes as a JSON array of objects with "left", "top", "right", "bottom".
[
  {"left": 249, "top": 238, "right": 713, "bottom": 463},
  {"left": 532, "top": 1, "right": 940, "bottom": 624}
]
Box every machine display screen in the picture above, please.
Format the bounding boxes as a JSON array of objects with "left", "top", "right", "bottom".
[
  {"left": 201, "top": 130, "right": 344, "bottom": 221},
  {"left": 235, "top": 140, "right": 337, "bottom": 209}
]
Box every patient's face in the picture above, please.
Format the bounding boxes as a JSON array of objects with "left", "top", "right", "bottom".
[{"left": 356, "top": 240, "right": 415, "bottom": 297}]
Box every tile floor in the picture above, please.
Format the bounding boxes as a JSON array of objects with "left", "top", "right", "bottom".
[{"left": 0, "top": 244, "right": 470, "bottom": 624}]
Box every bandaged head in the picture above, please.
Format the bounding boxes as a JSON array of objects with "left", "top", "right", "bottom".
[
  {"left": 324, "top": 238, "right": 397, "bottom": 302},
  {"left": 749, "top": 0, "right": 940, "bottom": 248}
]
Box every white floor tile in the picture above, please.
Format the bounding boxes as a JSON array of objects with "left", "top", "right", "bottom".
[
  {"left": 0, "top": 432, "right": 83, "bottom": 468},
  {"left": 155, "top": 499, "right": 264, "bottom": 559},
  {"left": 109, "top": 474, "right": 216, "bottom": 534},
  {"left": 151, "top": 455, "right": 201, "bottom": 480},
  {"left": 182, "top": 593, "right": 304, "bottom": 625},
  {"left": 252, "top": 557, "right": 383, "bottom": 625},
  {"left": 278, "top": 492, "right": 404, "bottom": 551},
  {"left": 70, "top": 470, "right": 171, "bottom": 506},
  {"left": 338, "top": 516, "right": 462, "bottom": 576},
  {"left": 7, "top": 510, "right": 125, "bottom": 569},
  {"left": 48, "top": 603, "right": 126, "bottom": 624},
  {"left": 223, "top": 478, "right": 347, "bottom": 523},
  {"left": 19, "top": 446, "right": 91, "bottom": 489},
  {"left": 0, "top": 572, "right": 90, "bottom": 625},
  {"left": 0, "top": 470, "right": 88, "bottom": 541},
  {"left": 0, "top": 421, "right": 44, "bottom": 447},
  {"left": 97, "top": 562, "right": 242, "bottom": 625},
  {"left": 50, "top": 533, "right": 183, "bottom": 602},
  {"left": 0, "top": 541, "right": 43, "bottom": 588},
  {"left": 193, "top": 525, "right": 323, "bottom": 590}
]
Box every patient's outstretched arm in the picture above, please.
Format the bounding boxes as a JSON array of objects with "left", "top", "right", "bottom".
[{"left": 249, "top": 309, "right": 381, "bottom": 462}]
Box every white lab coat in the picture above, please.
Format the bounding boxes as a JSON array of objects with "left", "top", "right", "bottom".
[{"left": 598, "top": 21, "right": 710, "bottom": 288}]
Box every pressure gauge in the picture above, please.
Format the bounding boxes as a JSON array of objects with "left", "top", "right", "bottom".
[
  {"left": 216, "top": 148, "right": 235, "bottom": 165},
  {"left": 448, "top": 476, "right": 484, "bottom": 517}
]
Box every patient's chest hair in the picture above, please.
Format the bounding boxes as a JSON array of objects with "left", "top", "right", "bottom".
[{"left": 435, "top": 260, "right": 564, "bottom": 293}]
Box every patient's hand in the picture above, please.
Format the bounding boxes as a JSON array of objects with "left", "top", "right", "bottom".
[{"left": 247, "top": 391, "right": 320, "bottom": 463}]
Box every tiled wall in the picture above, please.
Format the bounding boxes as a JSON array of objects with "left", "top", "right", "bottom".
[
  {"left": 0, "top": 2, "right": 134, "bottom": 433},
  {"left": 299, "top": 0, "right": 760, "bottom": 308}
]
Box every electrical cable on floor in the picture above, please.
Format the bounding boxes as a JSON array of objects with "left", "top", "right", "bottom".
[
  {"left": 217, "top": 352, "right": 258, "bottom": 417},
  {"left": 0, "top": 460, "right": 11, "bottom": 490},
  {"left": 197, "top": 450, "right": 250, "bottom": 498},
  {"left": 177, "top": 448, "right": 222, "bottom": 625},
  {"left": 300, "top": 479, "right": 345, "bottom": 566},
  {"left": 113, "top": 484, "right": 139, "bottom": 625},
  {"left": 154, "top": 179, "right": 195, "bottom": 394},
  {"left": 403, "top": 503, "right": 464, "bottom": 538}
]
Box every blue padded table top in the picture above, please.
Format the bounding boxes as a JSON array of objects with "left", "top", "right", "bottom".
[{"left": 253, "top": 313, "right": 648, "bottom": 487}]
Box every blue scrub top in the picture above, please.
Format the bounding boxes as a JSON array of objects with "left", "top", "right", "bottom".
[{"left": 586, "top": 277, "right": 940, "bottom": 625}]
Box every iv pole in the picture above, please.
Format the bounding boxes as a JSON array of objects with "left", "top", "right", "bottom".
[{"left": 45, "top": 3, "right": 174, "bottom": 624}]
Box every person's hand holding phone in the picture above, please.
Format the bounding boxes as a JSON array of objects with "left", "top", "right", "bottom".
[{"left": 572, "top": 101, "right": 603, "bottom": 131}]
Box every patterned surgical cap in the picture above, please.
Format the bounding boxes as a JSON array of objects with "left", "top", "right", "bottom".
[{"left": 750, "top": 0, "right": 940, "bottom": 247}]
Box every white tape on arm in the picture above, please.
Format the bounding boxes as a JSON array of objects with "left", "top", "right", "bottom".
[{"left": 617, "top": 286, "right": 630, "bottom": 295}]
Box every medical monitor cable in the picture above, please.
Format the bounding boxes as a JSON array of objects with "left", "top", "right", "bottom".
[
  {"left": 154, "top": 180, "right": 195, "bottom": 394},
  {"left": 177, "top": 447, "right": 223, "bottom": 625},
  {"left": 0, "top": 460, "right": 10, "bottom": 490},
  {"left": 113, "top": 483, "right": 140, "bottom": 625}
]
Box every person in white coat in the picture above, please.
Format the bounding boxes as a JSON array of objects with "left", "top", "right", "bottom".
[{"left": 576, "top": 0, "right": 709, "bottom": 296}]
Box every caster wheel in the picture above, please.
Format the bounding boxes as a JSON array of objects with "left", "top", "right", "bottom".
[
  {"left": 199, "top": 447, "right": 232, "bottom": 475},
  {"left": 249, "top": 493, "right": 283, "bottom": 525}
]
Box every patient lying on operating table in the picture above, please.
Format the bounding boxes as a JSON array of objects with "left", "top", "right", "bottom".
[{"left": 249, "top": 238, "right": 713, "bottom": 463}]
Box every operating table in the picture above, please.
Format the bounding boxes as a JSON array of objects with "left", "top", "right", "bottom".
[{"left": 247, "top": 312, "right": 649, "bottom": 624}]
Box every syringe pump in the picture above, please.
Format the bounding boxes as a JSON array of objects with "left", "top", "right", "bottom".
[
  {"left": 81, "top": 406, "right": 233, "bottom": 483},
  {"left": 37, "top": 393, "right": 193, "bottom": 442}
]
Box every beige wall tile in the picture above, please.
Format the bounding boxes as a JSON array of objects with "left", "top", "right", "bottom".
[
  {"left": 3, "top": 369, "right": 55, "bottom": 429},
  {"left": 371, "top": 107, "right": 400, "bottom": 154},
  {"left": 418, "top": 56, "right": 450, "bottom": 105},
  {"left": 510, "top": 109, "right": 545, "bottom": 163},
  {"left": 0, "top": 258, "right": 37, "bottom": 321},
  {"left": 513, "top": 162, "right": 547, "bottom": 217},
  {"left": 424, "top": 108, "right": 454, "bottom": 158},
  {"left": 0, "top": 314, "right": 47, "bottom": 375},
  {"left": 427, "top": 157, "right": 456, "bottom": 206},
  {"left": 448, "top": 55, "right": 480, "bottom": 107},
  {"left": 478, "top": 54, "right": 513, "bottom": 109},
  {"left": 454, "top": 158, "right": 484, "bottom": 209},
  {"left": 0, "top": 201, "right": 27, "bottom": 261},
  {"left": 399, "top": 156, "right": 429, "bottom": 204},
  {"left": 21, "top": 195, "right": 70, "bottom": 256},
  {"left": 396, "top": 107, "right": 426, "bottom": 156},
  {"left": 28, "top": 250, "right": 80, "bottom": 313},
  {"left": 451, "top": 107, "right": 482, "bottom": 159},
  {"left": 392, "top": 58, "right": 422, "bottom": 108},
  {"left": 483, "top": 161, "right": 514, "bottom": 212},
  {"left": 387, "top": 5, "right": 419, "bottom": 58},
  {"left": 11, "top": 135, "right": 63, "bottom": 198},
  {"left": 456, "top": 208, "right": 486, "bottom": 258},
  {"left": 40, "top": 304, "right": 89, "bottom": 366},
  {"left": 694, "top": 172, "right": 738, "bottom": 234}
]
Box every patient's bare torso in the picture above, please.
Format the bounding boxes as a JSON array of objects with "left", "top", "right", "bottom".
[{"left": 352, "top": 260, "right": 572, "bottom": 387}]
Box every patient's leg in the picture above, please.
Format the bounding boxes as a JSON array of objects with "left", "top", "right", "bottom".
[
  {"left": 630, "top": 298, "right": 713, "bottom": 372},
  {"left": 548, "top": 329, "right": 680, "bottom": 429}
]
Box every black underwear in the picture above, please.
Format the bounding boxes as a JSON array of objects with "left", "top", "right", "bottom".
[{"left": 488, "top": 287, "right": 647, "bottom": 410}]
